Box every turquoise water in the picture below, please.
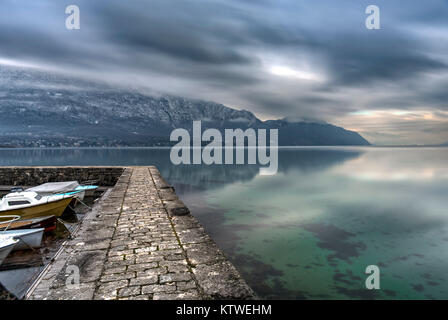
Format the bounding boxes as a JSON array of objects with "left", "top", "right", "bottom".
[{"left": 1, "top": 147, "right": 448, "bottom": 299}]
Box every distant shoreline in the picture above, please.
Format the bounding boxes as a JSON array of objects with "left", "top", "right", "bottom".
[{"left": 0, "top": 145, "right": 447, "bottom": 150}]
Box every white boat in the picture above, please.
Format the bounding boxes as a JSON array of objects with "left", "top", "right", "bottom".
[
  {"left": 0, "top": 228, "right": 45, "bottom": 251},
  {"left": 0, "top": 191, "right": 75, "bottom": 219},
  {"left": 0, "top": 237, "right": 19, "bottom": 266},
  {"left": 26, "top": 181, "right": 98, "bottom": 201}
]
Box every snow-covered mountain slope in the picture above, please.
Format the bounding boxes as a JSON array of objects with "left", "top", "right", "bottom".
[{"left": 0, "top": 66, "right": 369, "bottom": 147}]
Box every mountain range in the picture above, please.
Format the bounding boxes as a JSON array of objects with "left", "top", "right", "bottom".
[{"left": 0, "top": 66, "right": 370, "bottom": 147}]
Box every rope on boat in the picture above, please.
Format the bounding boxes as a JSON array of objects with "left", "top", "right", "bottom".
[
  {"left": 16, "top": 237, "right": 40, "bottom": 253},
  {"left": 0, "top": 215, "right": 21, "bottom": 232},
  {"left": 55, "top": 217, "right": 75, "bottom": 238},
  {"left": 76, "top": 198, "right": 92, "bottom": 210}
]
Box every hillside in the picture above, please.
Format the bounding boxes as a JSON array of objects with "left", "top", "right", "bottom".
[{"left": 0, "top": 66, "right": 370, "bottom": 147}]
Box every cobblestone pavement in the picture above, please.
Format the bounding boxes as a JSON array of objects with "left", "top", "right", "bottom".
[{"left": 27, "top": 167, "right": 255, "bottom": 300}]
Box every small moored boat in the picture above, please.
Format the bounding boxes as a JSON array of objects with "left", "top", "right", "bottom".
[
  {"left": 26, "top": 181, "right": 98, "bottom": 201},
  {"left": 0, "top": 215, "right": 57, "bottom": 233},
  {"left": 0, "top": 228, "right": 44, "bottom": 251},
  {"left": 0, "top": 191, "right": 75, "bottom": 219}
]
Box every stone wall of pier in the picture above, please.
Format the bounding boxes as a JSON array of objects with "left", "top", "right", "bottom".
[{"left": 0, "top": 167, "right": 124, "bottom": 187}]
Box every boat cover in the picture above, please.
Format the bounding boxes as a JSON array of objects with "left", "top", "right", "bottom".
[{"left": 26, "top": 181, "right": 80, "bottom": 194}]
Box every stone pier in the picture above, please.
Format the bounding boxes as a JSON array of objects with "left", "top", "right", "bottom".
[{"left": 25, "top": 167, "right": 255, "bottom": 300}]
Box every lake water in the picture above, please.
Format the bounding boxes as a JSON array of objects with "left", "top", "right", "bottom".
[{"left": 1, "top": 147, "right": 448, "bottom": 299}]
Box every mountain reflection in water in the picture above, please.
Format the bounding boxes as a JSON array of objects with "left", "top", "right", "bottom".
[{"left": 1, "top": 147, "right": 448, "bottom": 299}]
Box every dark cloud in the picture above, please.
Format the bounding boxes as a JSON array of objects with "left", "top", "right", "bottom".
[
  {"left": 94, "top": 4, "right": 254, "bottom": 65},
  {"left": 0, "top": 0, "right": 447, "bottom": 144},
  {"left": 321, "top": 34, "right": 447, "bottom": 86}
]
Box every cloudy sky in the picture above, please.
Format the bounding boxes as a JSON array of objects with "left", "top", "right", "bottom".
[{"left": 0, "top": 0, "right": 447, "bottom": 145}]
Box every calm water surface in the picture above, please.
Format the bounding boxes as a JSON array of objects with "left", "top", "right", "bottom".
[{"left": 1, "top": 147, "right": 447, "bottom": 299}]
